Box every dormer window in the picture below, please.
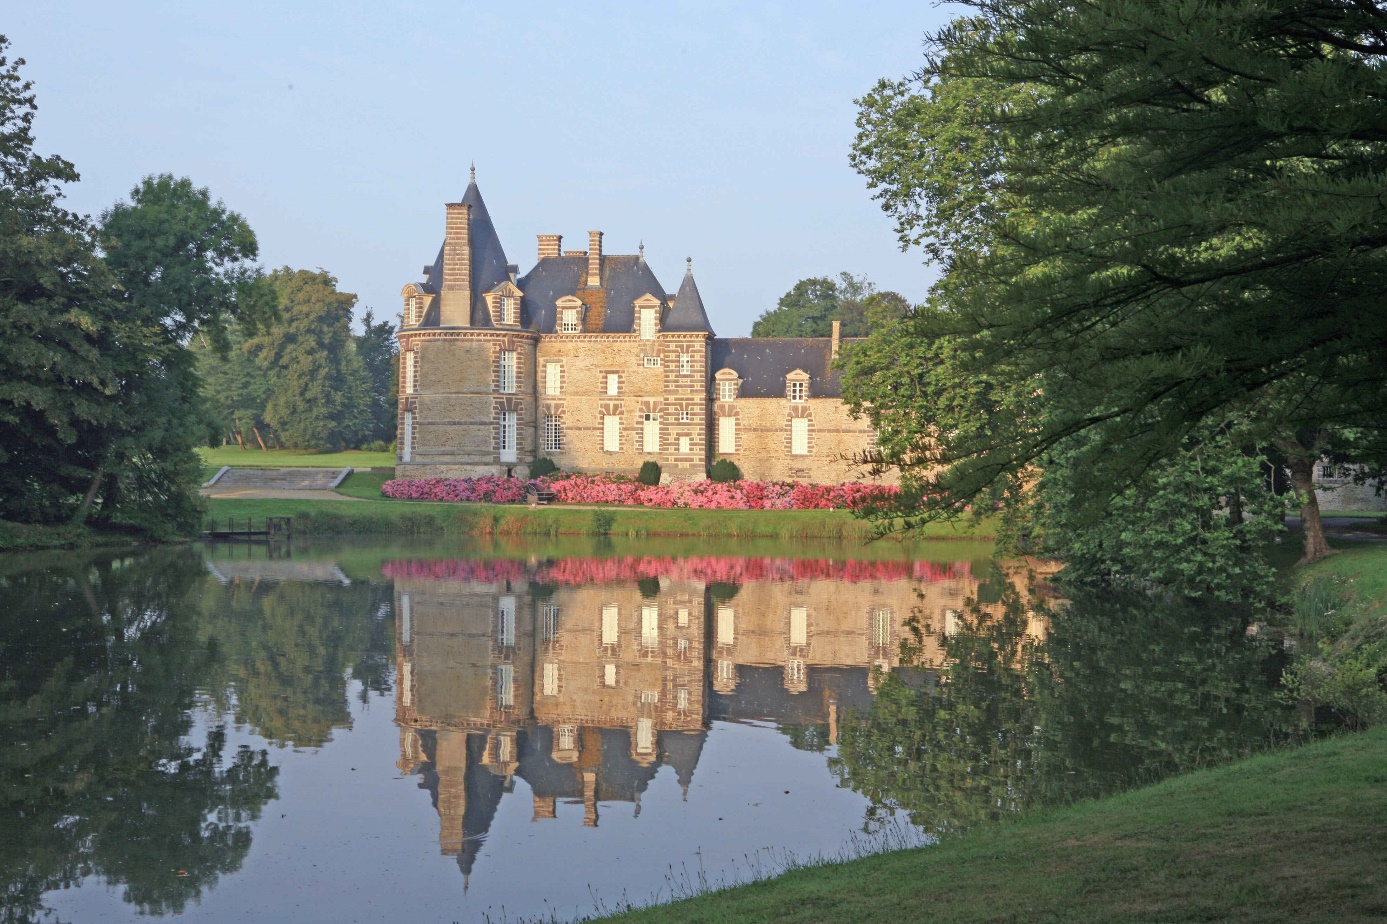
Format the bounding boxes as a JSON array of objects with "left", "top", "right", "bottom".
[
  {"left": 639, "top": 307, "right": 656, "bottom": 340},
  {"left": 718, "top": 380, "right": 738, "bottom": 401},
  {"left": 789, "top": 381, "right": 807, "bottom": 402},
  {"left": 408, "top": 296, "right": 424, "bottom": 326},
  {"left": 560, "top": 307, "right": 580, "bottom": 333},
  {"left": 500, "top": 296, "right": 516, "bottom": 325}
]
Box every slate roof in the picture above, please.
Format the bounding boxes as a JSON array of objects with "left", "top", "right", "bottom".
[
  {"left": 516, "top": 255, "right": 670, "bottom": 334},
  {"left": 710, "top": 338, "right": 862, "bottom": 399},
  {"left": 419, "top": 179, "right": 512, "bottom": 328},
  {"left": 664, "top": 261, "right": 715, "bottom": 334}
]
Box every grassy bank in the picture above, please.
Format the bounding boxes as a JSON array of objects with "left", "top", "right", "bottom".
[
  {"left": 595, "top": 727, "right": 1387, "bottom": 924},
  {"left": 197, "top": 447, "right": 395, "bottom": 469},
  {"left": 204, "top": 494, "right": 995, "bottom": 541},
  {"left": 0, "top": 520, "right": 139, "bottom": 553}
]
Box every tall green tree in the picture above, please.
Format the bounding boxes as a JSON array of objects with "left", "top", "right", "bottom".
[
  {"left": 250, "top": 269, "right": 372, "bottom": 451},
  {"left": 847, "top": 0, "right": 1387, "bottom": 563},
  {"left": 751, "top": 272, "right": 907, "bottom": 338},
  {"left": 0, "top": 37, "right": 124, "bottom": 525},
  {"left": 355, "top": 308, "right": 398, "bottom": 445},
  {"left": 193, "top": 323, "right": 273, "bottom": 450}
]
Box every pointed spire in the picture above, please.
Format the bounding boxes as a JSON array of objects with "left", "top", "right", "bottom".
[{"left": 664, "top": 257, "right": 715, "bottom": 334}]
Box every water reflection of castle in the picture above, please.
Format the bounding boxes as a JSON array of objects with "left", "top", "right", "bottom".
[{"left": 387, "top": 556, "right": 1045, "bottom": 881}]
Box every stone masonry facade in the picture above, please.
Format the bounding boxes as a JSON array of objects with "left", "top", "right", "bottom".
[{"left": 396, "top": 174, "right": 888, "bottom": 483}]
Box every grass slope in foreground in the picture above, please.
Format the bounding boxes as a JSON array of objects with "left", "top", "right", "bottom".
[
  {"left": 597, "top": 727, "right": 1387, "bottom": 924},
  {"left": 197, "top": 447, "right": 396, "bottom": 469}
]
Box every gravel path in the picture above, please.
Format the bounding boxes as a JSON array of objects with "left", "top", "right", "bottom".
[{"left": 199, "top": 487, "right": 364, "bottom": 501}]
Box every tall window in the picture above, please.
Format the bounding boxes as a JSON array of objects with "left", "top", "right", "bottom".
[
  {"left": 544, "top": 415, "right": 563, "bottom": 453},
  {"left": 790, "top": 606, "right": 808, "bottom": 647},
  {"left": 498, "top": 595, "right": 516, "bottom": 646},
  {"left": 789, "top": 380, "right": 807, "bottom": 402},
  {"left": 677, "top": 687, "right": 689, "bottom": 711},
  {"left": 408, "top": 296, "right": 424, "bottom": 326},
  {"left": 500, "top": 411, "right": 517, "bottom": 463},
  {"left": 404, "top": 350, "right": 418, "bottom": 394},
  {"left": 561, "top": 308, "right": 579, "bottom": 333},
  {"left": 603, "top": 663, "right": 617, "bottom": 687},
  {"left": 557, "top": 726, "right": 577, "bottom": 750},
  {"left": 541, "top": 603, "right": 560, "bottom": 641},
  {"left": 786, "top": 659, "right": 806, "bottom": 685},
  {"left": 872, "top": 608, "right": 892, "bottom": 648},
  {"left": 545, "top": 362, "right": 561, "bottom": 396},
  {"left": 718, "top": 415, "right": 736, "bottom": 454},
  {"left": 679, "top": 435, "right": 691, "bottom": 454},
  {"left": 791, "top": 417, "right": 809, "bottom": 455},
  {"left": 639, "top": 308, "right": 656, "bottom": 340},
  {"left": 603, "top": 414, "right": 620, "bottom": 452},
  {"left": 500, "top": 296, "right": 516, "bottom": 324},
  {"left": 636, "top": 718, "right": 654, "bottom": 753},
  {"left": 717, "top": 605, "right": 735, "bottom": 646},
  {"left": 400, "top": 594, "right": 413, "bottom": 645},
  {"left": 606, "top": 373, "right": 620, "bottom": 396},
  {"left": 499, "top": 351, "right": 516, "bottom": 394},
  {"left": 642, "top": 413, "right": 659, "bottom": 453},
  {"left": 543, "top": 663, "right": 560, "bottom": 696},
  {"left": 680, "top": 352, "right": 691, "bottom": 375},
  {"left": 402, "top": 410, "right": 414, "bottom": 462},
  {"left": 641, "top": 604, "right": 659, "bottom": 648},
  {"left": 718, "top": 380, "right": 737, "bottom": 401},
  {"left": 496, "top": 664, "right": 514, "bottom": 708},
  {"left": 601, "top": 604, "right": 619, "bottom": 646},
  {"left": 677, "top": 607, "right": 689, "bottom": 628}
]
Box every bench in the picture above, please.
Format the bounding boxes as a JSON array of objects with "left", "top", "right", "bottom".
[{"left": 525, "top": 482, "right": 557, "bottom": 506}]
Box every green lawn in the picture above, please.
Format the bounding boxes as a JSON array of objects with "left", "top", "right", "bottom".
[
  {"left": 596, "top": 727, "right": 1387, "bottom": 924},
  {"left": 197, "top": 446, "right": 396, "bottom": 469},
  {"left": 1296, "top": 542, "right": 1387, "bottom": 615}
]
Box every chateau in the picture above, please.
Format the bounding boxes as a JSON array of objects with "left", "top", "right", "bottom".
[{"left": 395, "top": 173, "right": 881, "bottom": 482}]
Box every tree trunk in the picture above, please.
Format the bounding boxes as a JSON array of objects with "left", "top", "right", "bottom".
[
  {"left": 252, "top": 426, "right": 268, "bottom": 452},
  {"left": 71, "top": 456, "right": 108, "bottom": 526},
  {"left": 1285, "top": 454, "right": 1334, "bottom": 563}
]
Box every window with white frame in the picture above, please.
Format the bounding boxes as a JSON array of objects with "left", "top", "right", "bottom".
[
  {"left": 718, "top": 415, "right": 736, "bottom": 454},
  {"left": 544, "top": 415, "right": 562, "bottom": 453},
  {"left": 872, "top": 608, "right": 892, "bottom": 648},
  {"left": 404, "top": 350, "right": 418, "bottom": 394},
  {"left": 557, "top": 726, "right": 577, "bottom": 750},
  {"left": 790, "top": 606, "right": 808, "bottom": 647},
  {"left": 716, "top": 659, "right": 735, "bottom": 683},
  {"left": 642, "top": 413, "right": 659, "bottom": 453},
  {"left": 498, "top": 595, "right": 516, "bottom": 646},
  {"left": 496, "top": 664, "right": 514, "bottom": 707},
  {"left": 643, "top": 355, "right": 661, "bottom": 368},
  {"left": 786, "top": 659, "right": 806, "bottom": 685},
  {"left": 677, "top": 607, "right": 689, "bottom": 627},
  {"left": 679, "top": 407, "right": 691, "bottom": 423},
  {"left": 677, "top": 636, "right": 689, "bottom": 655},
  {"left": 639, "top": 307, "right": 656, "bottom": 340},
  {"left": 541, "top": 603, "right": 560, "bottom": 641},
  {"left": 680, "top": 352, "right": 691, "bottom": 375},
  {"left": 679, "top": 435, "right": 690, "bottom": 454},
  {"left": 543, "top": 662, "right": 560, "bottom": 696},
  {"left": 402, "top": 410, "right": 414, "bottom": 462},
  {"left": 400, "top": 594, "right": 413, "bottom": 645},
  {"left": 603, "top": 663, "right": 618, "bottom": 687},
  {"left": 716, "top": 605, "right": 735, "bottom": 646},
  {"left": 561, "top": 307, "right": 579, "bottom": 333},
  {"left": 677, "top": 687, "right": 689, "bottom": 710},
  {"left": 545, "top": 362, "right": 561, "bottom": 396},
  {"left": 601, "top": 604, "right": 619, "bottom": 646},
  {"left": 500, "top": 295, "right": 516, "bottom": 325},
  {"left": 639, "top": 690, "right": 659, "bottom": 704},
  {"left": 603, "top": 414, "right": 620, "bottom": 452},
  {"left": 499, "top": 411, "right": 517, "bottom": 462},
  {"left": 718, "top": 380, "right": 737, "bottom": 401},
  {"left": 499, "top": 351, "right": 516, "bottom": 394},
  {"left": 496, "top": 734, "right": 512, "bottom": 763},
  {"left": 641, "top": 604, "right": 659, "bottom": 648},
  {"left": 789, "top": 380, "right": 808, "bottom": 402},
  {"left": 408, "top": 295, "right": 424, "bottom": 326},
  {"left": 791, "top": 417, "right": 809, "bottom": 455},
  {"left": 636, "top": 717, "right": 654, "bottom": 753},
  {"left": 606, "top": 373, "right": 620, "bottom": 396}
]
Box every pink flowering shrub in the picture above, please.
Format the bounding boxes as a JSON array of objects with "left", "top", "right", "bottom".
[{"left": 380, "top": 473, "right": 899, "bottom": 510}]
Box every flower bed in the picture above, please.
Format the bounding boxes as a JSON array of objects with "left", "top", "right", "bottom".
[{"left": 380, "top": 473, "right": 899, "bottom": 510}]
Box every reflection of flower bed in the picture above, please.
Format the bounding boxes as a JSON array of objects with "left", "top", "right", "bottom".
[
  {"left": 380, "top": 474, "right": 899, "bottom": 510},
  {"left": 381, "top": 556, "right": 971, "bottom": 585}
]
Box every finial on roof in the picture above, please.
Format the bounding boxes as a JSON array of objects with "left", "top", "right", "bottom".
[
  {"left": 686, "top": 256, "right": 693, "bottom": 273},
  {"left": 638, "top": 240, "right": 645, "bottom": 260},
  {"left": 469, "top": 162, "right": 476, "bottom": 183}
]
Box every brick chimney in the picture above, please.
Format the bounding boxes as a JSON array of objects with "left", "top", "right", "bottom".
[
  {"left": 586, "top": 230, "right": 603, "bottom": 288},
  {"left": 537, "top": 234, "right": 562, "bottom": 261},
  {"left": 831, "top": 319, "right": 841, "bottom": 358},
  {"left": 440, "top": 202, "right": 472, "bottom": 326}
]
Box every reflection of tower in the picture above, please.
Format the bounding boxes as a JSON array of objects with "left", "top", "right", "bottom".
[{"left": 661, "top": 730, "right": 707, "bottom": 801}]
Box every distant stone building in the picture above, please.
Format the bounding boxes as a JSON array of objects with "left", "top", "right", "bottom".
[
  {"left": 395, "top": 173, "right": 885, "bottom": 483},
  {"left": 1313, "top": 463, "right": 1387, "bottom": 512}
]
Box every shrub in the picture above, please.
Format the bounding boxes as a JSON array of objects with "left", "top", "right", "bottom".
[
  {"left": 709, "top": 459, "right": 742, "bottom": 483},
  {"left": 530, "top": 457, "right": 560, "bottom": 478},
  {"left": 638, "top": 460, "right": 662, "bottom": 486},
  {"left": 360, "top": 439, "right": 392, "bottom": 453}
]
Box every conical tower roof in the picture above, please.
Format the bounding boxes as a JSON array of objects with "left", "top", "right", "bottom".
[
  {"left": 458, "top": 174, "right": 511, "bottom": 327},
  {"left": 663, "top": 257, "right": 715, "bottom": 334}
]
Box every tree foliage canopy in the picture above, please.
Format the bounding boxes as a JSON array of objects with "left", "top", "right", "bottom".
[
  {"left": 844, "top": 0, "right": 1387, "bottom": 565},
  {"left": 751, "top": 272, "right": 908, "bottom": 338}
]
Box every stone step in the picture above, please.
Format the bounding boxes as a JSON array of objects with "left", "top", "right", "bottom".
[{"left": 211, "top": 468, "right": 350, "bottom": 490}]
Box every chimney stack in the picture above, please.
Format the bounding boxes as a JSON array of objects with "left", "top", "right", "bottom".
[
  {"left": 831, "top": 319, "right": 841, "bottom": 358},
  {"left": 586, "top": 230, "right": 603, "bottom": 288},
  {"left": 440, "top": 202, "right": 472, "bottom": 326},
  {"left": 537, "top": 234, "right": 562, "bottom": 261}
]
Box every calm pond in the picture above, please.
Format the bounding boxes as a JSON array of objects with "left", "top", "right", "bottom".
[{"left": 0, "top": 537, "right": 1297, "bottom": 922}]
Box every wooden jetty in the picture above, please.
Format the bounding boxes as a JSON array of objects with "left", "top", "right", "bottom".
[{"left": 202, "top": 516, "right": 293, "bottom": 541}]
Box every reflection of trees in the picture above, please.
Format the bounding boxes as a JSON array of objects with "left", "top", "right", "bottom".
[
  {"left": 0, "top": 549, "right": 278, "bottom": 923},
  {"left": 832, "top": 576, "right": 1297, "bottom": 837},
  {"left": 196, "top": 576, "right": 395, "bottom": 748}
]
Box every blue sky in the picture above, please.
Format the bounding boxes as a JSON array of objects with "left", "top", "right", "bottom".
[{"left": 11, "top": 2, "right": 958, "bottom": 336}]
